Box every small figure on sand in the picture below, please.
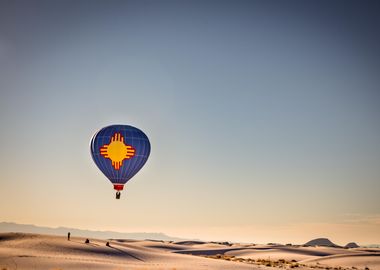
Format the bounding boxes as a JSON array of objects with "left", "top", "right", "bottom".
[
  {"left": 67, "top": 232, "right": 70, "bottom": 241},
  {"left": 106, "top": 241, "right": 110, "bottom": 247},
  {"left": 85, "top": 238, "right": 90, "bottom": 244}
]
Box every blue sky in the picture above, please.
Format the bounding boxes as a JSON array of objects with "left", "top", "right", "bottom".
[{"left": 0, "top": 0, "right": 379, "bottom": 244}]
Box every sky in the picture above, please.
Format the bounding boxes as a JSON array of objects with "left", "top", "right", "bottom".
[{"left": 0, "top": 0, "right": 379, "bottom": 245}]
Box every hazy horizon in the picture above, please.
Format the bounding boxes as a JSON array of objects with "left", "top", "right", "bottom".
[
  {"left": 2, "top": 221, "right": 378, "bottom": 246},
  {"left": 1, "top": 0, "right": 379, "bottom": 245}
]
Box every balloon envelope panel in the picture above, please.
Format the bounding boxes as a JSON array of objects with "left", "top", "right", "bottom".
[{"left": 91, "top": 125, "right": 150, "bottom": 184}]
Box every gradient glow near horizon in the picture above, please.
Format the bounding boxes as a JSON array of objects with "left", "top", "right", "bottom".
[{"left": 0, "top": 1, "right": 379, "bottom": 245}]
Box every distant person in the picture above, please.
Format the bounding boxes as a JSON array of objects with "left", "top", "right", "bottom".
[
  {"left": 67, "top": 232, "right": 71, "bottom": 241},
  {"left": 85, "top": 238, "right": 90, "bottom": 244},
  {"left": 106, "top": 241, "right": 110, "bottom": 247}
]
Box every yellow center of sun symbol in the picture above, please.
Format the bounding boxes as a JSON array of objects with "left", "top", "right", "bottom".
[{"left": 100, "top": 133, "right": 136, "bottom": 170}]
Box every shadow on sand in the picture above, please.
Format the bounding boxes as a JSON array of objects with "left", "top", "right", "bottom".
[
  {"left": 69, "top": 240, "right": 100, "bottom": 247},
  {"left": 67, "top": 240, "right": 144, "bottom": 261},
  {"left": 108, "top": 246, "right": 144, "bottom": 262}
]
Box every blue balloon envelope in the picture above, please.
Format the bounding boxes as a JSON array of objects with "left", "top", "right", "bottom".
[{"left": 91, "top": 125, "right": 150, "bottom": 198}]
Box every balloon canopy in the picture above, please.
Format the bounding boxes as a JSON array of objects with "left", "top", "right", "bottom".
[{"left": 90, "top": 125, "right": 150, "bottom": 198}]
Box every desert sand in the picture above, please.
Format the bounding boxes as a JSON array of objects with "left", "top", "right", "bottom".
[{"left": 1, "top": 233, "right": 379, "bottom": 270}]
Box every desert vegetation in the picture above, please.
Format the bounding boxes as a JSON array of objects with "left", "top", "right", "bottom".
[{"left": 202, "top": 254, "right": 371, "bottom": 270}]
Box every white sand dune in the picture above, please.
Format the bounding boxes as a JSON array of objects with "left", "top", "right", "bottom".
[
  {"left": 0, "top": 233, "right": 254, "bottom": 270},
  {"left": 1, "top": 233, "right": 379, "bottom": 270},
  {"left": 226, "top": 248, "right": 316, "bottom": 261},
  {"left": 225, "top": 246, "right": 367, "bottom": 263},
  {"left": 174, "top": 243, "right": 380, "bottom": 269},
  {"left": 303, "top": 252, "right": 380, "bottom": 269}
]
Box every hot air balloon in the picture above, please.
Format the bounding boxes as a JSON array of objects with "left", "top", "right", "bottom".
[{"left": 90, "top": 125, "right": 151, "bottom": 199}]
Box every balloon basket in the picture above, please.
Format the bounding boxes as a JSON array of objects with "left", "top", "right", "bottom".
[{"left": 113, "top": 184, "right": 124, "bottom": 191}]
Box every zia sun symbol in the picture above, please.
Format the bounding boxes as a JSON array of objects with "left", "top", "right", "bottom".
[{"left": 100, "top": 133, "right": 136, "bottom": 170}]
